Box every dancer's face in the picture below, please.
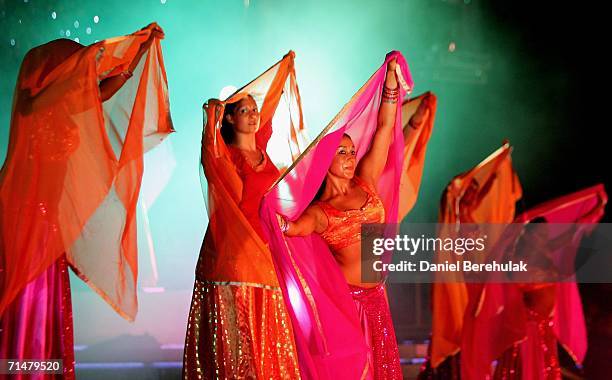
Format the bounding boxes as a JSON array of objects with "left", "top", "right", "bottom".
[
  {"left": 328, "top": 135, "right": 357, "bottom": 179},
  {"left": 226, "top": 96, "right": 260, "bottom": 135}
]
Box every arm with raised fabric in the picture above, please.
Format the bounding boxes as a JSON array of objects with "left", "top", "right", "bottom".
[
  {"left": 278, "top": 205, "right": 328, "bottom": 237},
  {"left": 99, "top": 23, "right": 164, "bottom": 101},
  {"left": 355, "top": 58, "right": 399, "bottom": 187}
]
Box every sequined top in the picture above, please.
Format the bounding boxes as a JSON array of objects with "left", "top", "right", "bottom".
[{"left": 317, "top": 177, "right": 385, "bottom": 252}]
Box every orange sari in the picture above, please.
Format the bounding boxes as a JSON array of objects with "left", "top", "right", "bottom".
[
  {"left": 399, "top": 91, "right": 437, "bottom": 221},
  {"left": 0, "top": 26, "right": 173, "bottom": 377},
  {"left": 183, "top": 52, "right": 307, "bottom": 379},
  {"left": 430, "top": 142, "right": 522, "bottom": 375}
]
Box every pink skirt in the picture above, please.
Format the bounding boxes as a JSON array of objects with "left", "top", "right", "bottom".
[
  {"left": 494, "top": 308, "right": 560, "bottom": 380},
  {"left": 349, "top": 283, "right": 402, "bottom": 380},
  {"left": 0, "top": 256, "right": 75, "bottom": 380}
]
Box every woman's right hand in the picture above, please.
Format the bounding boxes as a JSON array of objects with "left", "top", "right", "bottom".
[
  {"left": 276, "top": 213, "right": 289, "bottom": 234},
  {"left": 141, "top": 22, "right": 165, "bottom": 40},
  {"left": 138, "top": 23, "right": 164, "bottom": 53},
  {"left": 129, "top": 23, "right": 164, "bottom": 72}
]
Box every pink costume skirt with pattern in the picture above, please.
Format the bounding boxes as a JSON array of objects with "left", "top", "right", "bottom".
[
  {"left": 494, "top": 308, "right": 560, "bottom": 380},
  {"left": 349, "top": 283, "right": 402, "bottom": 380},
  {"left": 0, "top": 256, "right": 75, "bottom": 380}
]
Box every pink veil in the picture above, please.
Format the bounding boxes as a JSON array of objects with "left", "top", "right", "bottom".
[
  {"left": 260, "top": 51, "right": 413, "bottom": 379},
  {"left": 466, "top": 184, "right": 607, "bottom": 378},
  {"left": 516, "top": 185, "right": 607, "bottom": 368}
]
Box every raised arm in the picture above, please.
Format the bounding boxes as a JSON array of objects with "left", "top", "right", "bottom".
[
  {"left": 100, "top": 23, "right": 164, "bottom": 101},
  {"left": 470, "top": 172, "right": 498, "bottom": 210},
  {"left": 279, "top": 205, "right": 328, "bottom": 237},
  {"left": 20, "top": 23, "right": 164, "bottom": 115},
  {"left": 356, "top": 58, "right": 399, "bottom": 186}
]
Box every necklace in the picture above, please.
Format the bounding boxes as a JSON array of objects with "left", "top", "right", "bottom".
[{"left": 232, "top": 145, "right": 265, "bottom": 169}]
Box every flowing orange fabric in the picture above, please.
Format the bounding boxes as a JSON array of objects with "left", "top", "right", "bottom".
[
  {"left": 183, "top": 281, "right": 301, "bottom": 379},
  {"left": 198, "top": 51, "right": 308, "bottom": 286},
  {"left": 399, "top": 91, "right": 437, "bottom": 220},
  {"left": 0, "top": 26, "right": 174, "bottom": 321},
  {"left": 184, "top": 52, "right": 307, "bottom": 379},
  {"left": 431, "top": 142, "right": 522, "bottom": 368}
]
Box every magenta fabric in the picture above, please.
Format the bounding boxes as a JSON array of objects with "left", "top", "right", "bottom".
[
  {"left": 260, "top": 51, "right": 413, "bottom": 380},
  {"left": 516, "top": 184, "right": 606, "bottom": 368},
  {"left": 349, "top": 283, "right": 403, "bottom": 380},
  {"left": 467, "top": 185, "right": 607, "bottom": 379},
  {"left": 0, "top": 256, "right": 75, "bottom": 379}
]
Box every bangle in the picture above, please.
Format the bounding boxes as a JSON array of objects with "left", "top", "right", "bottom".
[
  {"left": 382, "top": 88, "right": 399, "bottom": 104},
  {"left": 382, "top": 87, "right": 399, "bottom": 95},
  {"left": 382, "top": 85, "right": 399, "bottom": 103},
  {"left": 120, "top": 70, "right": 133, "bottom": 80},
  {"left": 382, "top": 92, "right": 399, "bottom": 98}
]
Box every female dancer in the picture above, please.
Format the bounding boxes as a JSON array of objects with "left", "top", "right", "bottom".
[
  {"left": 493, "top": 186, "right": 606, "bottom": 380},
  {"left": 183, "top": 53, "right": 303, "bottom": 379},
  {"left": 426, "top": 142, "right": 523, "bottom": 380},
  {"left": 279, "top": 57, "right": 404, "bottom": 379},
  {"left": 0, "top": 23, "right": 171, "bottom": 379}
]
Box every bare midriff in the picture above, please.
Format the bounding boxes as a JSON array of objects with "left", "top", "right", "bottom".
[{"left": 317, "top": 177, "right": 386, "bottom": 288}]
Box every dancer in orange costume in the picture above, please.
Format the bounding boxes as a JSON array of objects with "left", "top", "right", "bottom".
[
  {"left": 183, "top": 52, "right": 307, "bottom": 379},
  {"left": 0, "top": 23, "right": 173, "bottom": 379},
  {"left": 422, "top": 142, "right": 522, "bottom": 379}
]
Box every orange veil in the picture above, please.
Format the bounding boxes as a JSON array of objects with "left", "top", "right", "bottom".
[
  {"left": 198, "top": 51, "right": 308, "bottom": 286},
  {"left": 399, "top": 91, "right": 437, "bottom": 220},
  {"left": 431, "top": 142, "right": 523, "bottom": 368},
  {"left": 0, "top": 25, "right": 174, "bottom": 321}
]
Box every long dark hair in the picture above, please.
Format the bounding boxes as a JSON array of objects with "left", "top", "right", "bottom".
[
  {"left": 315, "top": 178, "right": 327, "bottom": 201},
  {"left": 220, "top": 101, "right": 239, "bottom": 145},
  {"left": 220, "top": 95, "right": 255, "bottom": 145}
]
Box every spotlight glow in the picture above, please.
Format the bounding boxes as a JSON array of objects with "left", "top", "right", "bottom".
[{"left": 219, "top": 85, "right": 238, "bottom": 101}]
